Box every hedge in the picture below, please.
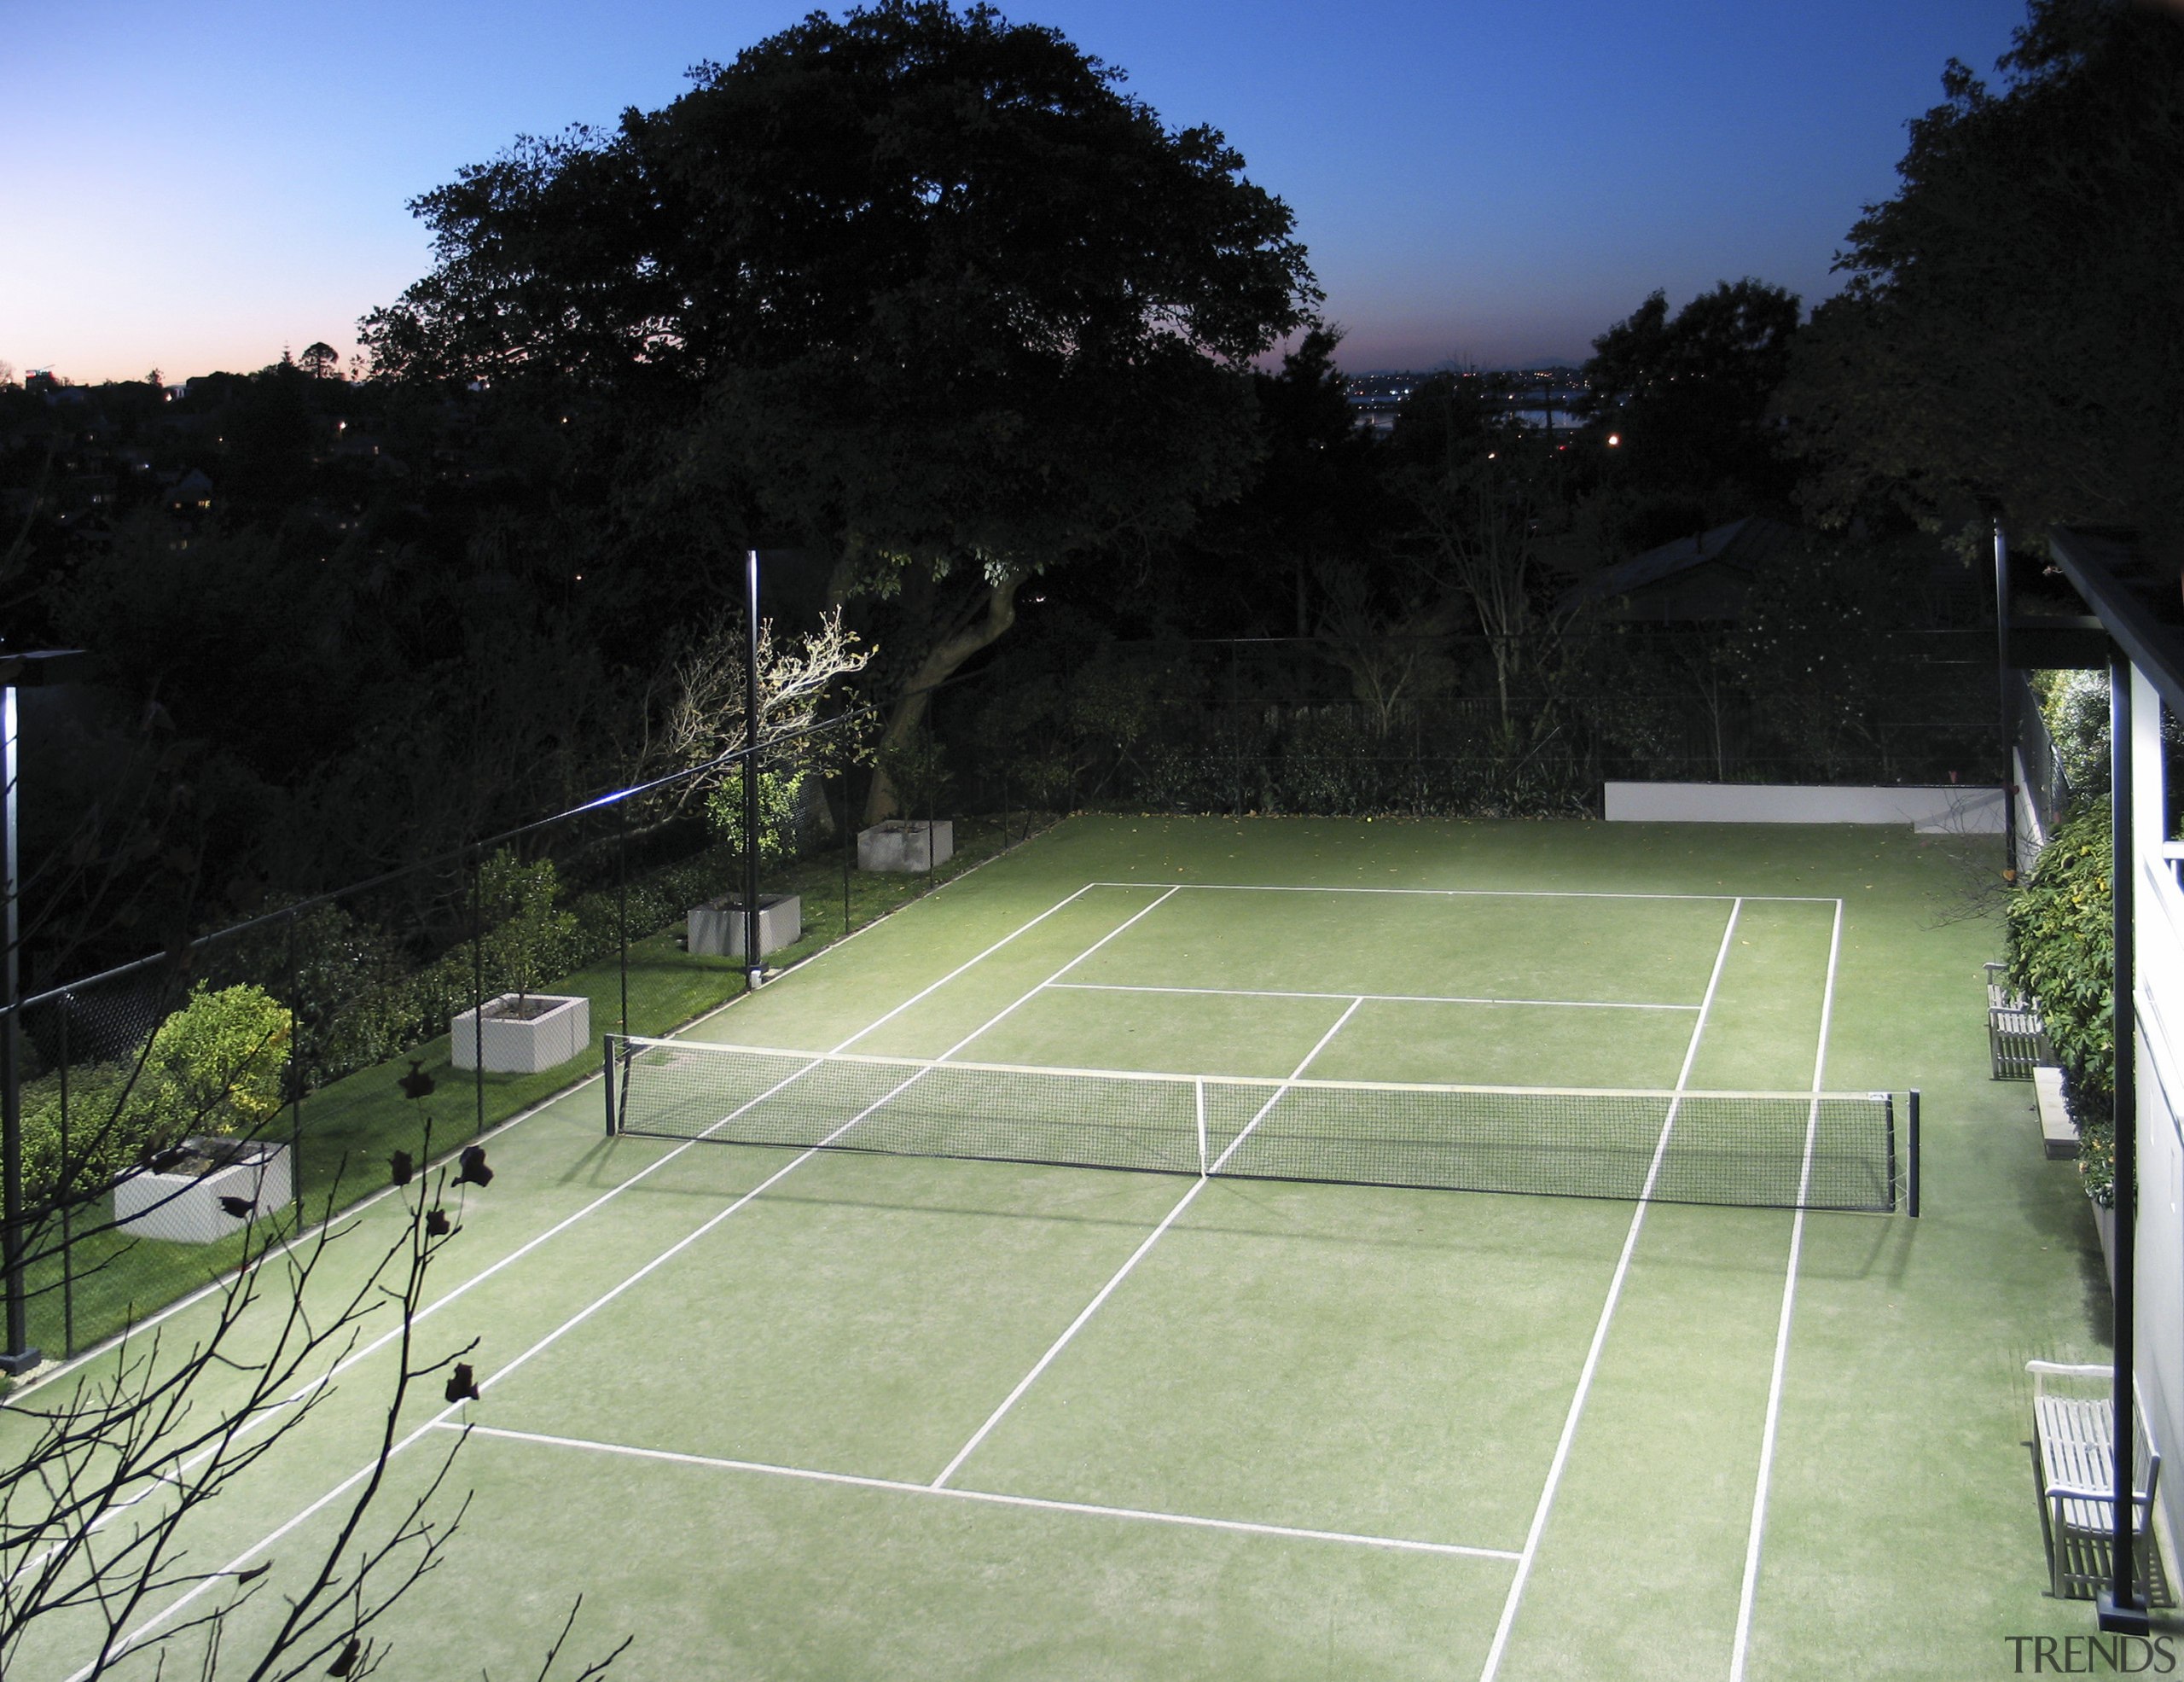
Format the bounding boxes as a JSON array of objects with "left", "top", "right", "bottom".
[{"left": 2007, "top": 801, "right": 2114, "bottom": 1204}]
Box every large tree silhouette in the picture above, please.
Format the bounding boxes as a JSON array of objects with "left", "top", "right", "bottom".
[
  {"left": 363, "top": 0, "right": 1318, "bottom": 818},
  {"left": 1784, "top": 0, "right": 2184, "bottom": 547}
]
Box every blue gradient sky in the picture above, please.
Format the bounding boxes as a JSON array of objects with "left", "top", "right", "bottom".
[{"left": 2, "top": 1, "right": 2026, "bottom": 383}]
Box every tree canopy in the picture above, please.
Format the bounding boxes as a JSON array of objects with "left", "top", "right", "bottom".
[
  {"left": 361, "top": 0, "right": 1317, "bottom": 590},
  {"left": 363, "top": 0, "right": 1319, "bottom": 815},
  {"left": 1784, "top": 0, "right": 2184, "bottom": 547},
  {"left": 1581, "top": 278, "right": 1801, "bottom": 529}
]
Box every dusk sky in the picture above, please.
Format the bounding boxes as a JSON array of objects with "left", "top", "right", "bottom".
[{"left": 3, "top": 0, "right": 2027, "bottom": 385}]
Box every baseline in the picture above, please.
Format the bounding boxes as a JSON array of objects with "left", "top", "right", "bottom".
[
  {"left": 442, "top": 1421, "right": 1521, "bottom": 1563},
  {"left": 1091, "top": 881, "right": 1836, "bottom": 904},
  {"left": 1477, "top": 897, "right": 1745, "bottom": 1682},
  {"left": 1047, "top": 981, "right": 1699, "bottom": 1012}
]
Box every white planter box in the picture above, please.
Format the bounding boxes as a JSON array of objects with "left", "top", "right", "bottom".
[
  {"left": 688, "top": 894, "right": 801, "bottom": 960},
  {"left": 115, "top": 1139, "right": 293, "bottom": 1244},
  {"left": 450, "top": 992, "right": 590, "bottom": 1074},
  {"left": 858, "top": 820, "right": 954, "bottom": 873}
]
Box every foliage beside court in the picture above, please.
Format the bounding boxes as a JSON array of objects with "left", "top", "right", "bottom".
[
  {"left": 2007, "top": 800, "right": 2114, "bottom": 1202},
  {"left": 19, "top": 983, "right": 291, "bottom": 1210}
]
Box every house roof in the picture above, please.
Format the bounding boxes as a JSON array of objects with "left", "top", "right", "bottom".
[
  {"left": 2048, "top": 527, "right": 2184, "bottom": 713},
  {"left": 1560, "top": 514, "right": 1798, "bottom": 619}
]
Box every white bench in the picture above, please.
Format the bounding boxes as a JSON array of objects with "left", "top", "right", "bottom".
[
  {"left": 2029, "top": 1360, "right": 2161, "bottom": 1598},
  {"left": 1988, "top": 962, "right": 2050, "bottom": 1080}
]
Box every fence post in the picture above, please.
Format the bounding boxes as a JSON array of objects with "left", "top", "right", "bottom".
[
  {"left": 1413, "top": 701, "right": 1423, "bottom": 818},
  {"left": 470, "top": 846, "right": 485, "bottom": 1141},
  {"left": 1229, "top": 641, "right": 1241, "bottom": 818},
  {"left": 1908, "top": 1090, "right": 1920, "bottom": 1219},
  {"left": 0, "top": 678, "right": 34, "bottom": 1373},
  {"left": 1066, "top": 651, "right": 1078, "bottom": 815},
  {"left": 617, "top": 802, "right": 630, "bottom": 1039},
  {"left": 286, "top": 911, "right": 303, "bottom": 1221},
  {"left": 59, "top": 993, "right": 72, "bottom": 1357}
]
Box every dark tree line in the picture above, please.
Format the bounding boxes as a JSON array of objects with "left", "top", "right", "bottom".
[{"left": 7, "top": 0, "right": 2173, "bottom": 981}]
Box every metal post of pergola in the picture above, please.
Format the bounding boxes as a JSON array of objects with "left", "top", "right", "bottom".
[{"left": 1, "top": 649, "right": 89, "bottom": 1376}]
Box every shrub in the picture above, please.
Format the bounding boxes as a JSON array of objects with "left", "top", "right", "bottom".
[
  {"left": 2007, "top": 801, "right": 2115, "bottom": 1203},
  {"left": 2037, "top": 669, "right": 2112, "bottom": 799},
  {"left": 704, "top": 771, "right": 804, "bottom": 864},
  {"left": 474, "top": 852, "right": 578, "bottom": 1006},
  {"left": 20, "top": 983, "right": 292, "bottom": 1211}
]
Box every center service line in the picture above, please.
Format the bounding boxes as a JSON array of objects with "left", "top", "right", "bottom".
[{"left": 931, "top": 995, "right": 1367, "bottom": 1492}]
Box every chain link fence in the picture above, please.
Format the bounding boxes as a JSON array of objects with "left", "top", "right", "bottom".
[
  {"left": 936, "top": 629, "right": 2003, "bottom": 820},
  {"left": 5, "top": 624, "right": 2001, "bottom": 1365},
  {"left": 4, "top": 713, "right": 1064, "bottom": 1363}
]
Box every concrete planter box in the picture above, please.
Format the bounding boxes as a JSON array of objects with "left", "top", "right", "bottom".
[
  {"left": 858, "top": 820, "right": 954, "bottom": 873},
  {"left": 115, "top": 1138, "right": 292, "bottom": 1244},
  {"left": 688, "top": 894, "right": 801, "bottom": 960},
  {"left": 2095, "top": 1202, "right": 2117, "bottom": 1291},
  {"left": 450, "top": 992, "right": 590, "bottom": 1074}
]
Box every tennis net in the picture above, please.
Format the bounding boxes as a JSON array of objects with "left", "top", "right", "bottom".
[{"left": 603, "top": 1035, "right": 1908, "bottom": 1213}]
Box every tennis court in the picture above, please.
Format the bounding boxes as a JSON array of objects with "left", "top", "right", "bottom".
[{"left": 7, "top": 816, "right": 2103, "bottom": 1680}]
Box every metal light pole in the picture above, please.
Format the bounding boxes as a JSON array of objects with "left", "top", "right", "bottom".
[
  {"left": 743, "top": 550, "right": 763, "bottom": 992},
  {"left": 1, "top": 649, "right": 88, "bottom": 1376},
  {"left": 1995, "top": 520, "right": 2018, "bottom": 879}
]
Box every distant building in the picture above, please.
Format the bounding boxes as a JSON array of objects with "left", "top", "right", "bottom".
[
  {"left": 1559, "top": 515, "right": 1798, "bottom": 623},
  {"left": 162, "top": 467, "right": 213, "bottom": 512}
]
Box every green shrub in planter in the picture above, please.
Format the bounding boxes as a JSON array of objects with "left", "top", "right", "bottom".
[
  {"left": 474, "top": 851, "right": 579, "bottom": 1009},
  {"left": 2007, "top": 801, "right": 2115, "bottom": 1203},
  {"left": 20, "top": 982, "right": 292, "bottom": 1211}
]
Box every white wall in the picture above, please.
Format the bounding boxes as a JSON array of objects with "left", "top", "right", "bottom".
[
  {"left": 1603, "top": 782, "right": 2007, "bottom": 832},
  {"left": 2127, "top": 665, "right": 2184, "bottom": 1555}
]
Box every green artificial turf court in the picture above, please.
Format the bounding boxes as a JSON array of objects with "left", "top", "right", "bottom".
[{"left": 3, "top": 814, "right": 2129, "bottom": 1681}]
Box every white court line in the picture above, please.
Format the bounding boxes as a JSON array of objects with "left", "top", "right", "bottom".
[
  {"left": 1477, "top": 897, "right": 1745, "bottom": 1682},
  {"left": 442, "top": 1422, "right": 1520, "bottom": 1562},
  {"left": 1729, "top": 898, "right": 1846, "bottom": 1682},
  {"left": 1048, "top": 981, "right": 1699, "bottom": 1012},
  {"left": 929, "top": 996, "right": 1368, "bottom": 1492},
  {"left": 77, "top": 881, "right": 1182, "bottom": 1675},
  {"left": 1092, "top": 881, "right": 1838, "bottom": 904}
]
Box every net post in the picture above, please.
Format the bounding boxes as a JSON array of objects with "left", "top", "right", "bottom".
[
  {"left": 1908, "top": 1089, "right": 1920, "bottom": 1218},
  {"left": 1885, "top": 1091, "right": 1898, "bottom": 1214},
  {"left": 1195, "top": 1078, "right": 1208, "bottom": 1178},
  {"left": 603, "top": 1035, "right": 619, "bottom": 1136}
]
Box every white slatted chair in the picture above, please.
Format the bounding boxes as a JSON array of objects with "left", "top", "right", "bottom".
[{"left": 2029, "top": 1360, "right": 2162, "bottom": 1598}]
